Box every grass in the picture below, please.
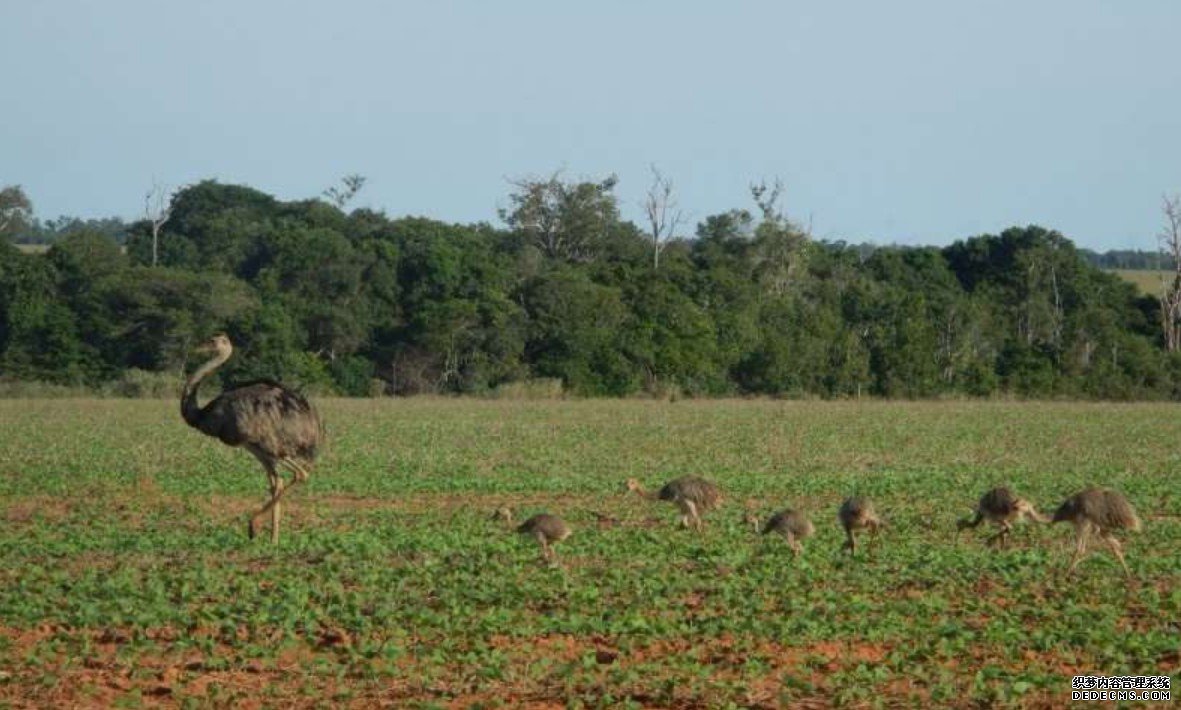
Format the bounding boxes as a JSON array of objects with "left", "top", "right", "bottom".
[
  {"left": 0, "top": 398, "right": 1178, "bottom": 707},
  {"left": 13, "top": 243, "right": 49, "bottom": 255},
  {"left": 1109, "top": 268, "right": 1171, "bottom": 297}
]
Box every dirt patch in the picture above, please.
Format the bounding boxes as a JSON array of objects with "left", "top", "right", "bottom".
[
  {"left": 0, "top": 624, "right": 336, "bottom": 709},
  {"left": 484, "top": 632, "right": 894, "bottom": 682},
  {"left": 196, "top": 491, "right": 610, "bottom": 517},
  {"left": 200, "top": 494, "right": 266, "bottom": 519},
  {"left": 2, "top": 496, "right": 74, "bottom": 525},
  {"left": 191, "top": 491, "right": 679, "bottom": 539},
  {"left": 0, "top": 624, "right": 1126, "bottom": 709}
]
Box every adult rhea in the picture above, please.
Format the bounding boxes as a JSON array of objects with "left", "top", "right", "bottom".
[{"left": 181, "top": 333, "right": 323, "bottom": 543}]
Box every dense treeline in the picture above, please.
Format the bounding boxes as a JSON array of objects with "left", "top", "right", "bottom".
[
  {"left": 1078, "top": 248, "right": 1174, "bottom": 271},
  {"left": 7, "top": 210, "right": 1170, "bottom": 274},
  {"left": 1, "top": 179, "right": 1177, "bottom": 398}
]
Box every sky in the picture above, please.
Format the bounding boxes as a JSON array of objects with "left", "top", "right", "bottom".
[{"left": 2, "top": 0, "right": 1180, "bottom": 250}]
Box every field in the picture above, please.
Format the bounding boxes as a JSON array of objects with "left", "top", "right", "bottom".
[
  {"left": 0, "top": 399, "right": 1178, "bottom": 708},
  {"left": 1109, "top": 269, "right": 1170, "bottom": 297},
  {"left": 13, "top": 244, "right": 49, "bottom": 255}
]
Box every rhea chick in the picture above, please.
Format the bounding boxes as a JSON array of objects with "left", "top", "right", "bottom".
[
  {"left": 956, "top": 486, "right": 1048, "bottom": 548},
  {"left": 625, "top": 476, "right": 722, "bottom": 531},
  {"left": 838, "top": 496, "right": 883, "bottom": 555},
  {"left": 1052, "top": 487, "right": 1141, "bottom": 577},
  {"left": 493, "top": 507, "right": 571, "bottom": 563},
  {"left": 747, "top": 508, "right": 815, "bottom": 557}
]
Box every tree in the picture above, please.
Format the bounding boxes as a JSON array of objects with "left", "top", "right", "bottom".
[
  {"left": 0, "top": 185, "right": 33, "bottom": 242},
  {"left": 620, "top": 274, "right": 721, "bottom": 394},
  {"left": 97, "top": 268, "right": 258, "bottom": 374},
  {"left": 256, "top": 225, "right": 369, "bottom": 361},
  {"left": 642, "top": 165, "right": 683, "bottom": 270},
  {"left": 49, "top": 230, "right": 126, "bottom": 286},
  {"left": 1158, "top": 194, "right": 1181, "bottom": 351},
  {"left": 748, "top": 178, "right": 811, "bottom": 296},
  {"left": 144, "top": 181, "right": 174, "bottom": 267},
  {"left": 500, "top": 172, "right": 620, "bottom": 262},
  {"left": 383, "top": 218, "right": 524, "bottom": 394},
  {"left": 943, "top": 226, "right": 1074, "bottom": 351},
  {"left": 522, "top": 266, "right": 635, "bottom": 394},
  {"left": 0, "top": 252, "right": 90, "bottom": 382},
  {"left": 40, "top": 216, "right": 129, "bottom": 244},
  {"left": 126, "top": 180, "right": 278, "bottom": 272},
  {"left": 2, "top": 172, "right": 1177, "bottom": 400},
  {"left": 322, "top": 174, "right": 367, "bottom": 210}
]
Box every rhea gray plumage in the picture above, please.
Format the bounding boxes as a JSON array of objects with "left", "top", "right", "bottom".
[
  {"left": 494, "top": 507, "right": 571, "bottom": 562},
  {"left": 1052, "top": 488, "right": 1140, "bottom": 577},
  {"left": 956, "top": 486, "right": 1047, "bottom": 548},
  {"left": 625, "top": 475, "right": 722, "bottom": 530},
  {"left": 181, "top": 333, "right": 323, "bottom": 543},
  {"left": 838, "top": 496, "right": 882, "bottom": 555},
  {"left": 747, "top": 508, "right": 814, "bottom": 556}
]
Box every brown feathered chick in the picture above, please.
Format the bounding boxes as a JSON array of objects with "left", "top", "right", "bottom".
[
  {"left": 749, "top": 508, "right": 815, "bottom": 557},
  {"left": 1052, "top": 487, "right": 1140, "bottom": 577},
  {"left": 625, "top": 475, "right": 722, "bottom": 531},
  {"left": 956, "top": 486, "right": 1048, "bottom": 548},
  {"left": 838, "top": 496, "right": 883, "bottom": 555},
  {"left": 493, "top": 507, "right": 571, "bottom": 563}
]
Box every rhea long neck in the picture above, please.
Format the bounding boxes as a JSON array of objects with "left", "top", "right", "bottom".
[
  {"left": 181, "top": 348, "right": 231, "bottom": 427},
  {"left": 1026, "top": 508, "right": 1051, "bottom": 524},
  {"left": 630, "top": 485, "right": 658, "bottom": 501}
]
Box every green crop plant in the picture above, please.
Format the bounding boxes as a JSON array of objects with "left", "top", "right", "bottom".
[{"left": 0, "top": 399, "right": 1177, "bottom": 707}]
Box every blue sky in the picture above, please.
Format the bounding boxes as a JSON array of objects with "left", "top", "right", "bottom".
[{"left": 3, "top": 0, "right": 1179, "bottom": 250}]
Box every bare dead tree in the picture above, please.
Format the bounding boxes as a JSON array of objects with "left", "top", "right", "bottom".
[
  {"left": 323, "top": 174, "right": 367, "bottom": 210},
  {"left": 144, "top": 181, "right": 173, "bottom": 267},
  {"left": 1158, "top": 194, "right": 1181, "bottom": 351},
  {"left": 643, "top": 165, "right": 683, "bottom": 269}
]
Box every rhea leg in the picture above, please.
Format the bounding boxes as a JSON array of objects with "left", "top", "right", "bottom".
[
  {"left": 683, "top": 500, "right": 700, "bottom": 531},
  {"left": 843, "top": 528, "right": 856, "bottom": 555},
  {"left": 786, "top": 532, "right": 802, "bottom": 558},
  {"left": 959, "top": 512, "right": 982, "bottom": 536},
  {"left": 1065, "top": 523, "right": 1092, "bottom": 575},
  {"left": 250, "top": 458, "right": 309, "bottom": 543},
  {"left": 269, "top": 474, "right": 285, "bottom": 545},
  {"left": 247, "top": 457, "right": 278, "bottom": 541},
  {"left": 987, "top": 522, "right": 1011, "bottom": 549},
  {"left": 1103, "top": 534, "right": 1130, "bottom": 577}
]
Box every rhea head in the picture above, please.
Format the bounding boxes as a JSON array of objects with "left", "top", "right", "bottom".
[{"left": 195, "top": 332, "right": 233, "bottom": 356}]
